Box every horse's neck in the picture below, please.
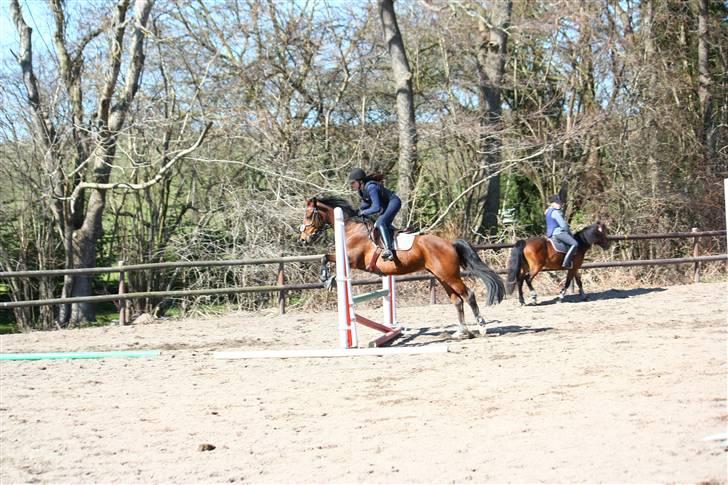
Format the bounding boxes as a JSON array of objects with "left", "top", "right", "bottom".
[
  {"left": 575, "top": 228, "right": 593, "bottom": 248},
  {"left": 344, "top": 220, "right": 370, "bottom": 242}
]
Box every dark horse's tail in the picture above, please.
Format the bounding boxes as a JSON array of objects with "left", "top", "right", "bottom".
[
  {"left": 505, "top": 240, "right": 526, "bottom": 295},
  {"left": 453, "top": 240, "right": 505, "bottom": 306}
]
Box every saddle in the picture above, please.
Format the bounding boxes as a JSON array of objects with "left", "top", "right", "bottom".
[
  {"left": 366, "top": 226, "right": 418, "bottom": 271},
  {"left": 546, "top": 237, "right": 568, "bottom": 254}
]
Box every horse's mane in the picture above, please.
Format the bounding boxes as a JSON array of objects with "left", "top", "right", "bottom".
[{"left": 315, "top": 196, "right": 357, "bottom": 218}]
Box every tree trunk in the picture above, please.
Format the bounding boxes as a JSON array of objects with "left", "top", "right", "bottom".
[
  {"left": 68, "top": 0, "right": 153, "bottom": 323},
  {"left": 378, "top": 0, "right": 418, "bottom": 225},
  {"left": 697, "top": 0, "right": 713, "bottom": 164},
  {"left": 476, "top": 1, "right": 512, "bottom": 236}
]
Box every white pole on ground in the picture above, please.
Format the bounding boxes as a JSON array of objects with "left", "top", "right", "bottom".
[
  {"left": 334, "top": 207, "right": 358, "bottom": 349},
  {"left": 214, "top": 345, "right": 449, "bottom": 359}
]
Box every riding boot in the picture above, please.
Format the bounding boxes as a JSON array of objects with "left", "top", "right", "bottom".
[
  {"left": 379, "top": 225, "right": 395, "bottom": 261},
  {"left": 562, "top": 244, "right": 577, "bottom": 269}
]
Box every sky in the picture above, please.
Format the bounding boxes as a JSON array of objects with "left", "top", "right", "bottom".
[{"left": 0, "top": 0, "right": 55, "bottom": 64}]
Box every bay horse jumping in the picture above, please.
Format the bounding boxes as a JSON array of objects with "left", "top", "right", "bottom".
[
  {"left": 299, "top": 197, "right": 505, "bottom": 338},
  {"left": 505, "top": 222, "right": 610, "bottom": 305}
]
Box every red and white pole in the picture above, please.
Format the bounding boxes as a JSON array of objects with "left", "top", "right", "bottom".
[
  {"left": 383, "top": 274, "right": 397, "bottom": 327},
  {"left": 334, "top": 208, "right": 358, "bottom": 349}
]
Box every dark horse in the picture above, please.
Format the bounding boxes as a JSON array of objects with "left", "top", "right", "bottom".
[
  {"left": 505, "top": 223, "right": 610, "bottom": 305},
  {"left": 299, "top": 197, "right": 505, "bottom": 338}
]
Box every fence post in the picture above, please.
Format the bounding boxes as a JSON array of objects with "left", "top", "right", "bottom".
[
  {"left": 429, "top": 277, "right": 437, "bottom": 304},
  {"left": 277, "top": 255, "right": 286, "bottom": 315},
  {"left": 692, "top": 227, "right": 700, "bottom": 283},
  {"left": 118, "top": 260, "right": 126, "bottom": 325}
]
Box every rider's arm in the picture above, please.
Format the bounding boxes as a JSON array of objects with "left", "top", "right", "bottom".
[
  {"left": 552, "top": 209, "right": 571, "bottom": 233},
  {"left": 359, "top": 183, "right": 382, "bottom": 217}
]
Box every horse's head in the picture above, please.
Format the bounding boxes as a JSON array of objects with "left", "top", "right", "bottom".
[
  {"left": 299, "top": 198, "right": 329, "bottom": 245},
  {"left": 592, "top": 222, "right": 610, "bottom": 249}
]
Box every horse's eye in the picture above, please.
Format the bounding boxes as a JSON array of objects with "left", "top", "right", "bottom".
[{"left": 299, "top": 224, "right": 306, "bottom": 232}]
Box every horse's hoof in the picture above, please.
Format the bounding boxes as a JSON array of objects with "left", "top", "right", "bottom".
[
  {"left": 477, "top": 325, "right": 488, "bottom": 336},
  {"left": 452, "top": 330, "right": 474, "bottom": 340}
]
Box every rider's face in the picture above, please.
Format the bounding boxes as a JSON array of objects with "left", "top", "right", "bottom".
[{"left": 350, "top": 180, "right": 360, "bottom": 191}]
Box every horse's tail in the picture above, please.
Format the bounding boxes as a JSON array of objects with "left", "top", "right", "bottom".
[
  {"left": 453, "top": 239, "right": 505, "bottom": 306},
  {"left": 505, "top": 240, "right": 526, "bottom": 295}
]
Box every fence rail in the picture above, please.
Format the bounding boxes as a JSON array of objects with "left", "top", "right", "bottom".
[{"left": 1, "top": 229, "right": 726, "bottom": 315}]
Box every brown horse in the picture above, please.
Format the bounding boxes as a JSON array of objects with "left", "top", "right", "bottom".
[
  {"left": 505, "top": 223, "right": 610, "bottom": 305},
  {"left": 299, "top": 197, "right": 505, "bottom": 338}
]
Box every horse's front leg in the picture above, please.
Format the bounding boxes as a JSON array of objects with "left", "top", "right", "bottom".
[
  {"left": 319, "top": 254, "right": 336, "bottom": 289},
  {"left": 558, "top": 270, "right": 576, "bottom": 302},
  {"left": 575, "top": 273, "right": 587, "bottom": 300}
]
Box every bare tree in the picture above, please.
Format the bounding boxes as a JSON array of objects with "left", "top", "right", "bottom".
[
  {"left": 9, "top": 0, "right": 207, "bottom": 323},
  {"left": 9, "top": 0, "right": 156, "bottom": 323}
]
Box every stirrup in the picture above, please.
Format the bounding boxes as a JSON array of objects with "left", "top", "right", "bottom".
[{"left": 381, "top": 249, "right": 394, "bottom": 261}]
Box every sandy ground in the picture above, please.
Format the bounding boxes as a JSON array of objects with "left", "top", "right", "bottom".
[{"left": 1, "top": 281, "right": 726, "bottom": 484}]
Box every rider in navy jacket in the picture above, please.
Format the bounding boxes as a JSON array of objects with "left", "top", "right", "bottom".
[
  {"left": 348, "top": 167, "right": 401, "bottom": 261},
  {"left": 545, "top": 194, "right": 579, "bottom": 268}
]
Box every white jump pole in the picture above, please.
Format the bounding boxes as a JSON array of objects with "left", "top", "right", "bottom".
[
  {"left": 334, "top": 207, "right": 358, "bottom": 349},
  {"left": 383, "top": 274, "right": 397, "bottom": 326}
]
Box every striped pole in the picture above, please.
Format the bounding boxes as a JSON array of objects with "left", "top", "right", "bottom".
[
  {"left": 334, "top": 208, "right": 358, "bottom": 349},
  {"left": 383, "top": 274, "right": 397, "bottom": 326}
]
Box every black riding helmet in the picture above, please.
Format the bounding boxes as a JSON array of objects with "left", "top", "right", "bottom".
[
  {"left": 549, "top": 194, "right": 564, "bottom": 205},
  {"left": 347, "top": 167, "right": 366, "bottom": 182}
]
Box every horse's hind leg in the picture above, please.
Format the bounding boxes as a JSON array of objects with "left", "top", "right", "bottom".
[
  {"left": 516, "top": 270, "right": 526, "bottom": 305},
  {"left": 524, "top": 272, "right": 539, "bottom": 305},
  {"left": 464, "top": 285, "right": 489, "bottom": 335},
  {"left": 445, "top": 277, "right": 491, "bottom": 336},
  {"left": 437, "top": 278, "right": 473, "bottom": 339}
]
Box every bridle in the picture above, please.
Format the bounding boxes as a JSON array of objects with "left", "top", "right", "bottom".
[{"left": 300, "top": 204, "right": 327, "bottom": 243}]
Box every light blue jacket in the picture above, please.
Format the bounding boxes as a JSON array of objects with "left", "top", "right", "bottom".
[{"left": 545, "top": 208, "right": 571, "bottom": 237}]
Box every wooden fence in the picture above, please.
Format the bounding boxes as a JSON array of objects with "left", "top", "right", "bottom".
[{"left": 1, "top": 229, "right": 726, "bottom": 322}]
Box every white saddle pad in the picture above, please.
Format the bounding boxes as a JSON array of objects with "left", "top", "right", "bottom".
[{"left": 394, "top": 232, "right": 417, "bottom": 251}]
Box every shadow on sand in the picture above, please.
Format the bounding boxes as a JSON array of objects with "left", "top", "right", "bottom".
[
  {"left": 533, "top": 286, "right": 667, "bottom": 305},
  {"left": 396, "top": 321, "right": 552, "bottom": 345}
]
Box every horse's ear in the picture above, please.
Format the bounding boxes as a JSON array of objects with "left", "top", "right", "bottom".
[{"left": 312, "top": 197, "right": 317, "bottom": 207}]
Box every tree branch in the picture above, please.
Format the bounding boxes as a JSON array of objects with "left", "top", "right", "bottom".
[{"left": 69, "top": 122, "right": 212, "bottom": 211}]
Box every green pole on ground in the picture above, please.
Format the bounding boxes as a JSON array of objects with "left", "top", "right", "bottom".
[{"left": 0, "top": 350, "right": 161, "bottom": 361}]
